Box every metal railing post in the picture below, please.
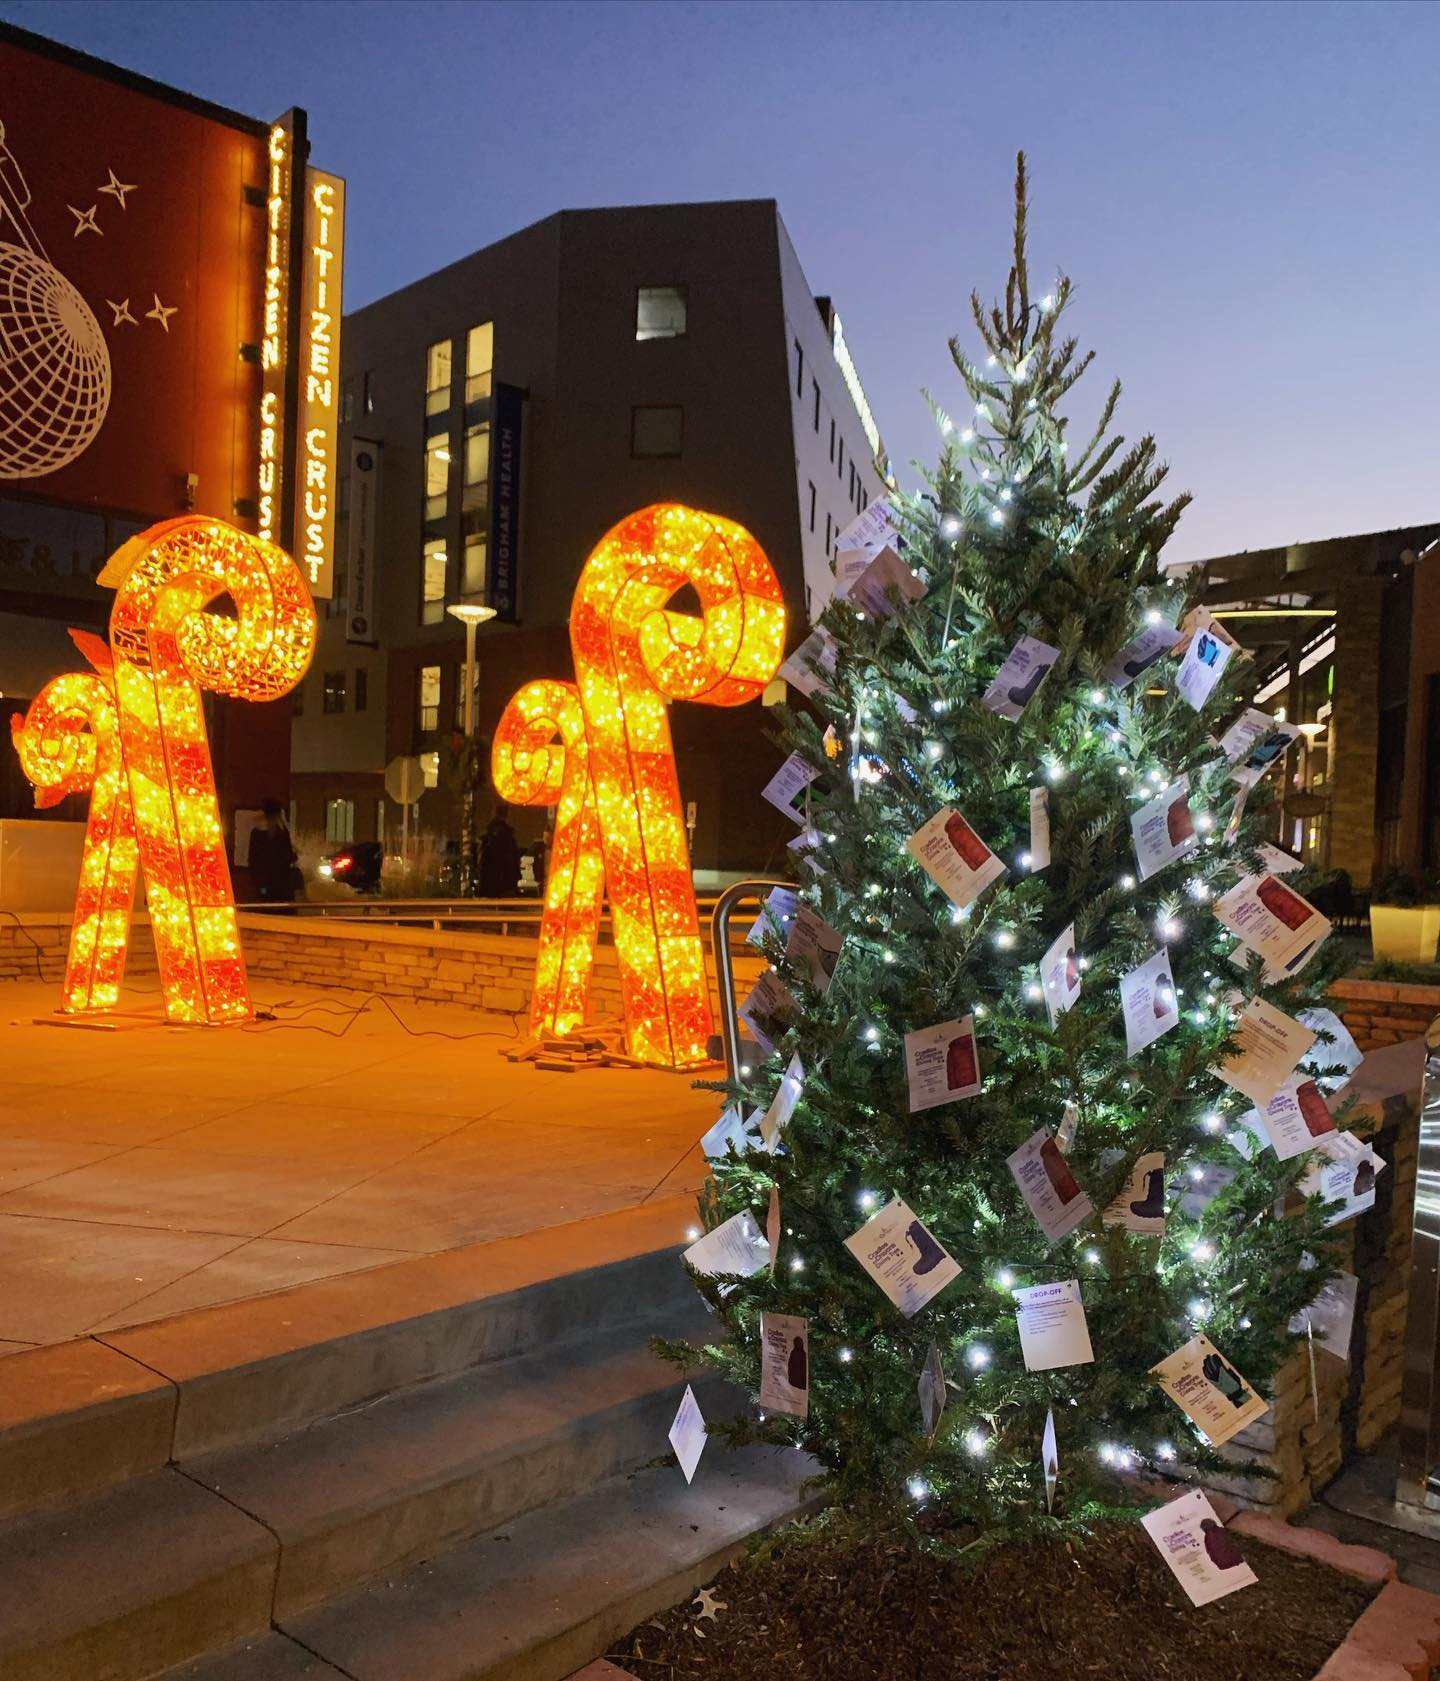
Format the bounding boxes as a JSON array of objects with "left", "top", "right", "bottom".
[
  {"left": 1397, "top": 1013, "right": 1440, "bottom": 1510},
  {"left": 710, "top": 877, "right": 789, "bottom": 1086}
]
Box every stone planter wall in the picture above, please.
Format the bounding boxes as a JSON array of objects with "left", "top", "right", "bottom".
[{"left": 1331, "top": 976, "right": 1440, "bottom": 1051}]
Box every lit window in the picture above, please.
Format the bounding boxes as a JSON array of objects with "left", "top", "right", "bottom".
[
  {"left": 340, "top": 381, "right": 354, "bottom": 424},
  {"left": 375, "top": 798, "right": 386, "bottom": 840},
  {"left": 361, "top": 370, "right": 375, "bottom": 414},
  {"left": 418, "top": 665, "right": 441, "bottom": 733},
  {"left": 636, "top": 286, "right": 687, "bottom": 341},
  {"left": 354, "top": 669, "right": 368, "bottom": 712},
  {"left": 322, "top": 671, "right": 346, "bottom": 714},
  {"left": 464, "top": 423, "right": 489, "bottom": 488},
  {"left": 425, "top": 340, "right": 451, "bottom": 416},
  {"left": 421, "top": 539, "right": 447, "bottom": 625},
  {"left": 631, "top": 405, "right": 683, "bottom": 459},
  {"left": 462, "top": 533, "right": 487, "bottom": 597},
  {"left": 424, "top": 434, "right": 450, "bottom": 520},
  {"left": 466, "top": 322, "right": 493, "bottom": 406},
  {"left": 420, "top": 750, "right": 439, "bottom": 790},
  {"left": 325, "top": 798, "right": 355, "bottom": 844}
]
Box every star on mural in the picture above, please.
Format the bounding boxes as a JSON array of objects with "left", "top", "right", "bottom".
[
  {"left": 68, "top": 203, "right": 102, "bottom": 237},
  {"left": 106, "top": 298, "right": 136, "bottom": 326},
  {"left": 98, "top": 168, "right": 137, "bottom": 209},
  {"left": 145, "top": 293, "right": 178, "bottom": 332}
]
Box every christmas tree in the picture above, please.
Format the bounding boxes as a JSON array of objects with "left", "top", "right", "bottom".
[{"left": 664, "top": 156, "right": 1354, "bottom": 1548}]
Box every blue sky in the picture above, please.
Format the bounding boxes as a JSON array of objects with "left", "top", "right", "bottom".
[{"left": 7, "top": 0, "right": 1435, "bottom": 561}]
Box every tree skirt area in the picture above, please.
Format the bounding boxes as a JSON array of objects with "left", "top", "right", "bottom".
[{"left": 611, "top": 1522, "right": 1376, "bottom": 1681}]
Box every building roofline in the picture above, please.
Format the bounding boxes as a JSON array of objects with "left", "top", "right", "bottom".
[{"left": 1192, "top": 519, "right": 1440, "bottom": 572}]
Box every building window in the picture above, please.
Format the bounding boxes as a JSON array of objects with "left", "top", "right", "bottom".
[
  {"left": 420, "top": 749, "right": 439, "bottom": 790},
  {"left": 812, "top": 380, "right": 821, "bottom": 433},
  {"left": 375, "top": 797, "right": 386, "bottom": 842},
  {"left": 837, "top": 436, "right": 844, "bottom": 478},
  {"left": 322, "top": 671, "right": 346, "bottom": 714},
  {"left": 631, "top": 405, "right": 683, "bottom": 459},
  {"left": 829, "top": 417, "right": 836, "bottom": 462},
  {"left": 361, "top": 370, "right": 375, "bottom": 414},
  {"left": 848, "top": 461, "right": 856, "bottom": 504},
  {"left": 418, "top": 665, "right": 441, "bottom": 734},
  {"left": 794, "top": 338, "right": 803, "bottom": 398},
  {"left": 807, "top": 481, "right": 816, "bottom": 533},
  {"left": 424, "top": 433, "right": 450, "bottom": 523},
  {"left": 354, "top": 669, "right": 368, "bottom": 712},
  {"left": 466, "top": 322, "right": 493, "bottom": 406},
  {"left": 462, "top": 532, "right": 487, "bottom": 597},
  {"left": 825, "top": 512, "right": 832, "bottom": 556},
  {"left": 340, "top": 380, "right": 354, "bottom": 424},
  {"left": 636, "top": 285, "right": 687, "bottom": 341},
  {"left": 464, "top": 422, "right": 490, "bottom": 499},
  {"left": 861, "top": 486, "right": 869, "bottom": 511},
  {"left": 425, "top": 340, "right": 451, "bottom": 417},
  {"left": 325, "top": 798, "right": 355, "bottom": 845},
  {"left": 421, "top": 538, "right": 447, "bottom": 624},
  {"left": 454, "top": 661, "right": 470, "bottom": 730}
]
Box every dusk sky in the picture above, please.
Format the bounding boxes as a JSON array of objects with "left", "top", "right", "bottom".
[{"left": 7, "top": 0, "right": 1435, "bottom": 562}]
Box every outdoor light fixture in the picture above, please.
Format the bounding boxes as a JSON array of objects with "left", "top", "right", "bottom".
[
  {"left": 493, "top": 502, "right": 785, "bottom": 1067},
  {"left": 11, "top": 516, "right": 316, "bottom": 1024}
]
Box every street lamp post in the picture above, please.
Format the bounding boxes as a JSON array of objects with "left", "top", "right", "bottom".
[{"left": 447, "top": 602, "right": 498, "bottom": 895}]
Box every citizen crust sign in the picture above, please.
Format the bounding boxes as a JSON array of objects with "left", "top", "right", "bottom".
[{"left": 488, "top": 382, "right": 524, "bottom": 622}]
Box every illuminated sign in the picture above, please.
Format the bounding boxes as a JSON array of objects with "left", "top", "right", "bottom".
[
  {"left": 294, "top": 167, "right": 344, "bottom": 598},
  {"left": 258, "top": 120, "right": 294, "bottom": 545}
]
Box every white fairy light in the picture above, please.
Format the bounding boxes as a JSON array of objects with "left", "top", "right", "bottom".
[
  {"left": 790, "top": 1255, "right": 805, "bottom": 1273},
  {"left": 1188, "top": 1165, "right": 1205, "bottom": 1183},
  {"left": 994, "top": 929, "right": 1015, "bottom": 949},
  {"left": 864, "top": 1024, "right": 880, "bottom": 1042},
  {"left": 1019, "top": 850, "right": 1033, "bottom": 869},
  {"left": 941, "top": 515, "right": 961, "bottom": 537},
  {"left": 997, "top": 1267, "right": 1015, "bottom": 1289},
  {"left": 1119, "top": 873, "right": 1136, "bottom": 890},
  {"left": 1156, "top": 1441, "right": 1177, "bottom": 1462},
  {"left": 883, "top": 949, "right": 896, "bottom": 964},
  {"left": 1201, "top": 1112, "right": 1222, "bottom": 1134},
  {"left": 990, "top": 508, "right": 1006, "bottom": 526},
  {"left": 1191, "top": 1240, "right": 1215, "bottom": 1261},
  {"left": 999, "top": 487, "right": 1014, "bottom": 504},
  {"left": 1157, "top": 915, "right": 1181, "bottom": 941},
  {"left": 1090, "top": 688, "right": 1106, "bottom": 705},
  {"left": 908, "top": 1477, "right": 930, "bottom": 1501},
  {"left": 1145, "top": 609, "right": 1162, "bottom": 625},
  {"left": 839, "top": 1346, "right": 854, "bottom": 1363},
  {"left": 951, "top": 904, "right": 969, "bottom": 925},
  {"left": 859, "top": 1189, "right": 878, "bottom": 1210},
  {"left": 686, "top": 1227, "right": 701, "bottom": 1242},
  {"left": 1196, "top": 811, "right": 1215, "bottom": 832},
  {"left": 1084, "top": 1248, "right": 1100, "bottom": 1265},
  {"left": 960, "top": 427, "right": 975, "bottom": 443},
  {"left": 932, "top": 698, "right": 948, "bottom": 715},
  {"left": 1099, "top": 1443, "right": 1117, "bottom": 1464},
  {"left": 1039, "top": 293, "right": 1056, "bottom": 312},
  {"left": 973, "top": 1002, "right": 986, "bottom": 1017},
  {"left": 967, "top": 1345, "right": 991, "bottom": 1369},
  {"left": 1189, "top": 1298, "right": 1209, "bottom": 1320},
  {"left": 965, "top": 1429, "right": 988, "bottom": 1457},
  {"left": 1026, "top": 982, "right": 1043, "bottom": 1001}
]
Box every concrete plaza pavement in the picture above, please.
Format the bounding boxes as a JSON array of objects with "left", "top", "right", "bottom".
[{"left": 0, "top": 978, "right": 715, "bottom": 1352}]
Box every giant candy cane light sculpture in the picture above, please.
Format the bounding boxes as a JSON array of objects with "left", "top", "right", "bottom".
[
  {"left": 11, "top": 516, "right": 317, "bottom": 1025},
  {"left": 494, "top": 504, "right": 785, "bottom": 1068}
]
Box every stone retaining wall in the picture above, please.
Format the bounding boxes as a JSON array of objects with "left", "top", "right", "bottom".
[{"left": 1331, "top": 977, "right": 1440, "bottom": 1051}]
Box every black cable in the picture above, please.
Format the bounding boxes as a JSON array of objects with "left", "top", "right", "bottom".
[{"left": 0, "top": 909, "right": 48, "bottom": 983}]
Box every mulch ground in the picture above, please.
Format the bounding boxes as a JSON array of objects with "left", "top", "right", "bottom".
[{"left": 610, "top": 1521, "right": 1376, "bottom": 1681}]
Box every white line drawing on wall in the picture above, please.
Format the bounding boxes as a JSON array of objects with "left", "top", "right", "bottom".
[
  {"left": 0, "top": 116, "right": 114, "bottom": 481},
  {"left": 98, "top": 168, "right": 136, "bottom": 209}
]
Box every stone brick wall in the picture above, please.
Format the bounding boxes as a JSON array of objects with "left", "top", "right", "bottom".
[
  {"left": 0, "top": 913, "right": 156, "bottom": 983},
  {"left": 1331, "top": 977, "right": 1440, "bottom": 1051}
]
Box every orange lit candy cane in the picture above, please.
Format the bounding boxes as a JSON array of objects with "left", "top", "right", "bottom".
[
  {"left": 492, "top": 679, "right": 603, "bottom": 1039},
  {"left": 10, "top": 634, "right": 140, "bottom": 1012},
  {"left": 101, "top": 516, "right": 317, "bottom": 1024},
  {"left": 569, "top": 503, "right": 785, "bottom": 1066}
]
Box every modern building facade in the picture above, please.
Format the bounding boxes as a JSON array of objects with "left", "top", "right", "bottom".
[
  {"left": 290, "top": 198, "right": 890, "bottom": 875},
  {"left": 1197, "top": 520, "right": 1440, "bottom": 887},
  {"left": 0, "top": 23, "right": 342, "bottom": 889}
]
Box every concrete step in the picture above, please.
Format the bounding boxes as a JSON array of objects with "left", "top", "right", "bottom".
[
  {"left": 281, "top": 1445, "right": 816, "bottom": 1681},
  {"left": 185, "top": 1313, "right": 719, "bottom": 1620},
  {"left": 0, "top": 1195, "right": 698, "bottom": 1517},
  {"left": 154, "top": 1631, "right": 350, "bottom": 1680}
]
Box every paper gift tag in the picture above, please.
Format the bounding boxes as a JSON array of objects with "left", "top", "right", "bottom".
[
  {"left": 1289, "top": 1272, "right": 1359, "bottom": 1360},
  {"left": 918, "top": 1339, "right": 946, "bottom": 1439},
  {"left": 1103, "top": 622, "right": 1182, "bottom": 689},
  {"left": 905, "top": 1015, "right": 982, "bottom": 1111},
  {"left": 834, "top": 498, "right": 897, "bottom": 566},
  {"left": 759, "top": 1312, "right": 809, "bottom": 1419},
  {"left": 1213, "top": 998, "right": 1316, "bottom": 1106},
  {"left": 761, "top": 752, "right": 821, "bottom": 823},
  {"left": 700, "top": 1102, "right": 761, "bottom": 1160},
  {"left": 747, "top": 885, "right": 800, "bottom": 947},
  {"left": 1103, "top": 1151, "right": 1166, "bottom": 1235},
  {"left": 1120, "top": 949, "right": 1180, "bottom": 1055},
  {"left": 738, "top": 970, "right": 798, "bottom": 1057},
  {"left": 1179, "top": 1161, "right": 1237, "bottom": 1220},
  {"left": 1039, "top": 923, "right": 1082, "bottom": 1027},
  {"left": 669, "top": 1384, "right": 709, "bottom": 1483},
  {"left": 1220, "top": 708, "right": 1300, "bottom": 785},
  {"left": 759, "top": 1053, "right": 805, "bottom": 1151},
  {"left": 1298, "top": 1007, "right": 1364, "bottom": 1084},
  {"left": 982, "top": 636, "right": 1060, "bottom": 721},
  {"left": 846, "top": 545, "right": 927, "bottom": 619},
  {"left": 1259, "top": 842, "right": 1305, "bottom": 877},
  {"left": 765, "top": 1184, "right": 781, "bottom": 1267},
  {"left": 1175, "top": 621, "right": 1234, "bottom": 711},
  {"left": 1214, "top": 873, "right": 1330, "bottom": 977},
  {"left": 1042, "top": 1406, "right": 1059, "bottom": 1512},
  {"left": 844, "top": 1198, "right": 960, "bottom": 1317},
  {"left": 1130, "top": 776, "right": 1198, "bottom": 881},
  {"left": 1029, "top": 786, "right": 1051, "bottom": 870},
  {"left": 684, "top": 1209, "right": 771, "bottom": 1280},
  {"left": 1055, "top": 1102, "right": 1080, "bottom": 1154},
  {"left": 1142, "top": 1490, "right": 1257, "bottom": 1606},
  {"left": 778, "top": 626, "right": 838, "bottom": 698},
  {"left": 1150, "top": 1332, "right": 1268, "bottom": 1446},
  {"left": 786, "top": 906, "right": 843, "bottom": 993},
  {"left": 1252, "top": 1077, "right": 1334, "bottom": 1160},
  {"left": 787, "top": 827, "right": 826, "bottom": 876},
  {"left": 1013, "top": 1280, "right": 1094, "bottom": 1372},
  {"left": 1224, "top": 782, "right": 1250, "bottom": 845},
  {"left": 907, "top": 806, "right": 1006, "bottom": 908},
  {"left": 1007, "top": 1127, "right": 1094, "bottom": 1244},
  {"left": 1301, "top": 1132, "right": 1385, "bottom": 1225}
]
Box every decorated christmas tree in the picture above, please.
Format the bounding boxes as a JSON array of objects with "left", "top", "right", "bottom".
[{"left": 664, "top": 156, "right": 1361, "bottom": 1549}]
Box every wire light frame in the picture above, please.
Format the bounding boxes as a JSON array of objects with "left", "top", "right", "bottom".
[{"left": 495, "top": 503, "right": 785, "bottom": 1068}]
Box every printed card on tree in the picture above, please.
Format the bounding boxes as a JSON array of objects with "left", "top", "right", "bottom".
[
  {"left": 1290, "top": 1272, "right": 1360, "bottom": 1360},
  {"left": 1141, "top": 1490, "right": 1257, "bottom": 1607},
  {"left": 833, "top": 498, "right": 897, "bottom": 568},
  {"left": 1175, "top": 621, "right": 1234, "bottom": 711},
  {"left": 668, "top": 1384, "right": 709, "bottom": 1484},
  {"left": 787, "top": 827, "right": 826, "bottom": 876},
  {"left": 766, "top": 1185, "right": 781, "bottom": 1267},
  {"left": 684, "top": 1209, "right": 771, "bottom": 1280},
  {"left": 759, "top": 1312, "right": 809, "bottom": 1419},
  {"left": 786, "top": 907, "right": 843, "bottom": 993},
  {"left": 1301, "top": 1132, "right": 1385, "bottom": 1225},
  {"left": 1224, "top": 782, "right": 1250, "bottom": 845},
  {"left": 759, "top": 1053, "right": 805, "bottom": 1150},
  {"left": 1013, "top": 1280, "right": 1095, "bottom": 1372},
  {"left": 918, "top": 1339, "right": 946, "bottom": 1439},
  {"left": 1299, "top": 1007, "right": 1364, "bottom": 1084},
  {"left": 747, "top": 884, "right": 800, "bottom": 948},
  {"left": 1102, "top": 622, "right": 1182, "bottom": 689},
  {"left": 1055, "top": 1102, "right": 1080, "bottom": 1154},
  {"left": 1251, "top": 1077, "right": 1335, "bottom": 1160},
  {"left": 846, "top": 546, "right": 927, "bottom": 619},
  {"left": 1214, "top": 873, "right": 1330, "bottom": 977},
  {"left": 1103, "top": 1151, "right": 1167, "bottom": 1235},
  {"left": 1029, "top": 786, "right": 1051, "bottom": 870},
  {"left": 700, "top": 1102, "right": 762, "bottom": 1161},
  {"left": 844, "top": 1198, "right": 960, "bottom": 1317},
  {"left": 778, "top": 626, "right": 838, "bottom": 698},
  {"left": 1150, "top": 1333, "right": 1268, "bottom": 1447},
  {"left": 1130, "top": 776, "right": 1198, "bottom": 880},
  {"left": 905, "top": 1015, "right": 982, "bottom": 1111},
  {"left": 1042, "top": 1406, "right": 1059, "bottom": 1512},
  {"left": 1006, "top": 1128, "right": 1094, "bottom": 1244},
  {"left": 760, "top": 752, "right": 820, "bottom": 823},
  {"left": 738, "top": 970, "right": 798, "bottom": 1057},
  {"left": 1259, "top": 842, "right": 1305, "bottom": 877},
  {"left": 1220, "top": 708, "right": 1300, "bottom": 785},
  {"left": 982, "top": 636, "right": 1061, "bottom": 721},
  {"left": 1213, "top": 998, "right": 1316, "bottom": 1106},
  {"left": 906, "top": 806, "right": 1007, "bottom": 908},
  {"left": 1039, "top": 923, "right": 1082, "bottom": 1027},
  {"left": 1120, "top": 949, "right": 1180, "bottom": 1055}
]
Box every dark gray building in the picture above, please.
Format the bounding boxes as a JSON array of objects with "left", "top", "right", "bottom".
[{"left": 291, "top": 198, "right": 890, "bottom": 878}]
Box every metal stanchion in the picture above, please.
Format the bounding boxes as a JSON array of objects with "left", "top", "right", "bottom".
[
  {"left": 710, "top": 878, "right": 788, "bottom": 1085},
  {"left": 1396, "top": 1013, "right": 1440, "bottom": 1511}
]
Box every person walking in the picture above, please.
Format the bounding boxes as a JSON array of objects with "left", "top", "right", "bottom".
[
  {"left": 249, "top": 799, "right": 300, "bottom": 905},
  {"left": 478, "top": 802, "right": 521, "bottom": 898}
]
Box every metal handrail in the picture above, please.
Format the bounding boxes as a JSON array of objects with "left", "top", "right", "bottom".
[
  {"left": 1397, "top": 1012, "right": 1440, "bottom": 1511},
  {"left": 711, "top": 877, "right": 790, "bottom": 1086}
]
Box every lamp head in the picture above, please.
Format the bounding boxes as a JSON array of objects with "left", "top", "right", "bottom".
[{"left": 447, "top": 603, "right": 498, "bottom": 627}]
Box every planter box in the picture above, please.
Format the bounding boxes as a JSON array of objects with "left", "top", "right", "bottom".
[{"left": 1370, "top": 903, "right": 1440, "bottom": 964}]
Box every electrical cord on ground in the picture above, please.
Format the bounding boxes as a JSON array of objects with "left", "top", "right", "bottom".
[
  {"left": 0, "top": 909, "right": 48, "bottom": 983},
  {"left": 240, "top": 988, "right": 526, "bottom": 1042}
]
